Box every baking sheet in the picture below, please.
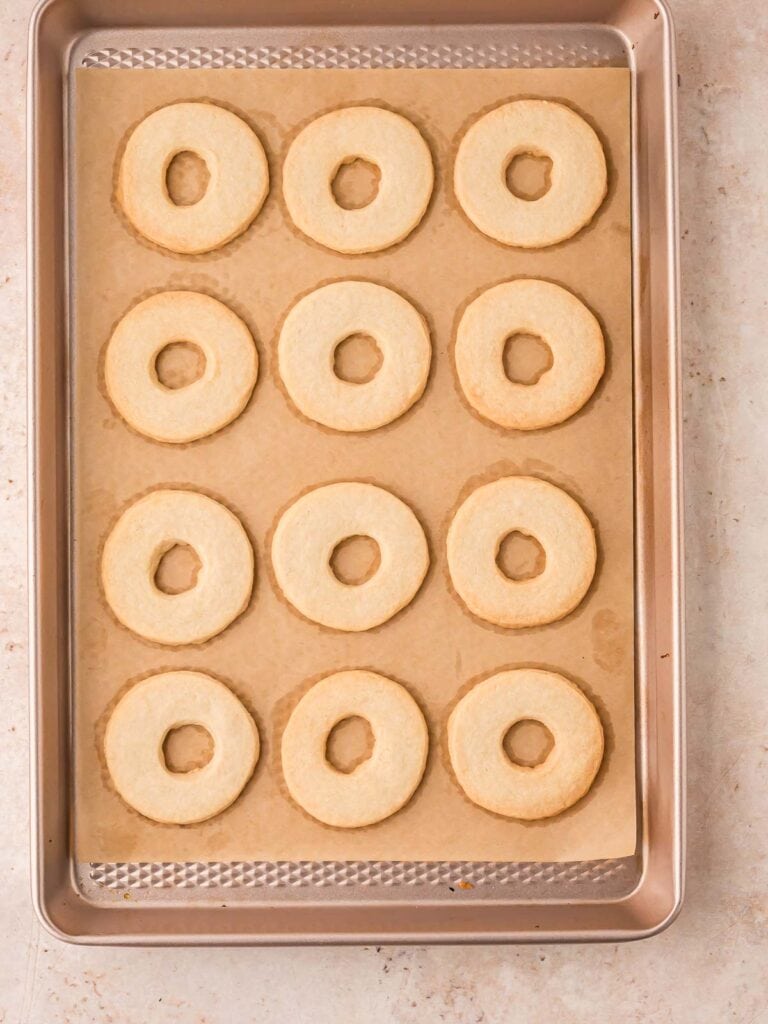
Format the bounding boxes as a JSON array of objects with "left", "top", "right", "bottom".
[{"left": 72, "top": 67, "right": 634, "bottom": 863}]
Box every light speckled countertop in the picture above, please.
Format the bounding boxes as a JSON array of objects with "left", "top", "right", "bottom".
[{"left": 1, "top": 1, "right": 766, "bottom": 1020}]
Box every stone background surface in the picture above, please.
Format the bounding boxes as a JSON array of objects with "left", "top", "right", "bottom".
[{"left": 1, "top": 1, "right": 765, "bottom": 1020}]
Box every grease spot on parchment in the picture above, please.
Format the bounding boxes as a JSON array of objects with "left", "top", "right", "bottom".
[{"left": 591, "top": 608, "right": 626, "bottom": 672}]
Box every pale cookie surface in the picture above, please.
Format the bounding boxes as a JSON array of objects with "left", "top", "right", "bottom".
[
  {"left": 282, "top": 106, "right": 434, "bottom": 254},
  {"left": 118, "top": 101, "right": 269, "bottom": 254},
  {"left": 105, "top": 671, "right": 259, "bottom": 825},
  {"left": 454, "top": 99, "right": 607, "bottom": 248},
  {"left": 278, "top": 280, "right": 431, "bottom": 432},
  {"left": 447, "top": 476, "right": 596, "bottom": 628},
  {"left": 448, "top": 669, "right": 604, "bottom": 820},
  {"left": 102, "top": 489, "right": 254, "bottom": 645},
  {"left": 105, "top": 291, "right": 258, "bottom": 443},
  {"left": 455, "top": 279, "right": 604, "bottom": 430},
  {"left": 271, "top": 482, "right": 428, "bottom": 631},
  {"left": 281, "top": 670, "right": 428, "bottom": 828}
]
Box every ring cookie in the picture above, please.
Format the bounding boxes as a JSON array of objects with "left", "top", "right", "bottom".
[
  {"left": 281, "top": 670, "right": 428, "bottom": 827},
  {"left": 271, "top": 482, "right": 428, "bottom": 632},
  {"left": 283, "top": 106, "right": 434, "bottom": 254},
  {"left": 447, "top": 476, "right": 596, "bottom": 628},
  {"left": 448, "top": 669, "right": 604, "bottom": 819},
  {"left": 118, "top": 101, "right": 269, "bottom": 254},
  {"left": 102, "top": 489, "right": 254, "bottom": 645},
  {"left": 278, "top": 281, "right": 431, "bottom": 432},
  {"left": 106, "top": 291, "right": 258, "bottom": 443},
  {"left": 455, "top": 279, "right": 604, "bottom": 430},
  {"left": 105, "top": 671, "right": 259, "bottom": 824},
  {"left": 454, "top": 99, "right": 607, "bottom": 248}
]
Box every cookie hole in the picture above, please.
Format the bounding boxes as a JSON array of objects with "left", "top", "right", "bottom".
[
  {"left": 505, "top": 152, "right": 553, "bottom": 201},
  {"left": 154, "top": 543, "right": 202, "bottom": 595},
  {"left": 503, "top": 720, "right": 554, "bottom": 768},
  {"left": 326, "top": 716, "right": 374, "bottom": 774},
  {"left": 333, "top": 334, "right": 384, "bottom": 384},
  {"left": 503, "top": 333, "right": 553, "bottom": 386},
  {"left": 155, "top": 341, "right": 206, "bottom": 390},
  {"left": 166, "top": 150, "right": 210, "bottom": 206},
  {"left": 330, "top": 535, "right": 381, "bottom": 586},
  {"left": 331, "top": 157, "right": 381, "bottom": 210},
  {"left": 496, "top": 531, "right": 546, "bottom": 582},
  {"left": 163, "top": 724, "right": 214, "bottom": 774}
]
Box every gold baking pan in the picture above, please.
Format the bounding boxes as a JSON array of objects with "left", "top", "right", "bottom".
[{"left": 28, "top": 0, "right": 683, "bottom": 944}]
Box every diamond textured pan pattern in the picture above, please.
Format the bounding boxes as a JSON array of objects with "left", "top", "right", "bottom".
[
  {"left": 90, "top": 858, "right": 629, "bottom": 889},
  {"left": 81, "top": 42, "right": 623, "bottom": 71}
]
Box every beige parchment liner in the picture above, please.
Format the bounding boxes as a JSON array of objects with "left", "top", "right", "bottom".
[{"left": 73, "top": 67, "right": 634, "bottom": 863}]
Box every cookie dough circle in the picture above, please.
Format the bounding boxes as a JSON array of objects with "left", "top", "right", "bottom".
[
  {"left": 102, "top": 489, "right": 254, "bottom": 645},
  {"left": 278, "top": 281, "right": 431, "bottom": 432},
  {"left": 105, "top": 671, "right": 259, "bottom": 824},
  {"left": 447, "top": 476, "right": 596, "bottom": 628},
  {"left": 448, "top": 669, "right": 604, "bottom": 819},
  {"left": 271, "top": 482, "right": 428, "bottom": 631},
  {"left": 105, "top": 291, "right": 258, "bottom": 443},
  {"left": 282, "top": 106, "right": 434, "bottom": 254},
  {"left": 454, "top": 100, "right": 607, "bottom": 248},
  {"left": 281, "top": 670, "right": 428, "bottom": 827},
  {"left": 118, "top": 102, "right": 269, "bottom": 254},
  {"left": 455, "top": 279, "right": 604, "bottom": 430}
]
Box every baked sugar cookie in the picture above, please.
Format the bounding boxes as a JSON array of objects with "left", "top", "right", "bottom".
[
  {"left": 118, "top": 102, "right": 269, "bottom": 254},
  {"left": 448, "top": 669, "right": 604, "bottom": 819},
  {"left": 271, "top": 482, "right": 428, "bottom": 631},
  {"left": 106, "top": 291, "right": 258, "bottom": 443},
  {"left": 283, "top": 106, "right": 434, "bottom": 254},
  {"left": 281, "top": 670, "right": 428, "bottom": 827},
  {"left": 278, "top": 281, "right": 431, "bottom": 432},
  {"left": 455, "top": 279, "right": 604, "bottom": 430},
  {"left": 102, "top": 489, "right": 253, "bottom": 645},
  {"left": 105, "top": 671, "right": 259, "bottom": 824},
  {"left": 454, "top": 100, "right": 607, "bottom": 248},
  {"left": 447, "top": 476, "right": 596, "bottom": 628}
]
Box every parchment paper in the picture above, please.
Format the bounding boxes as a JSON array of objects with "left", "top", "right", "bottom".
[{"left": 72, "top": 67, "right": 635, "bottom": 863}]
